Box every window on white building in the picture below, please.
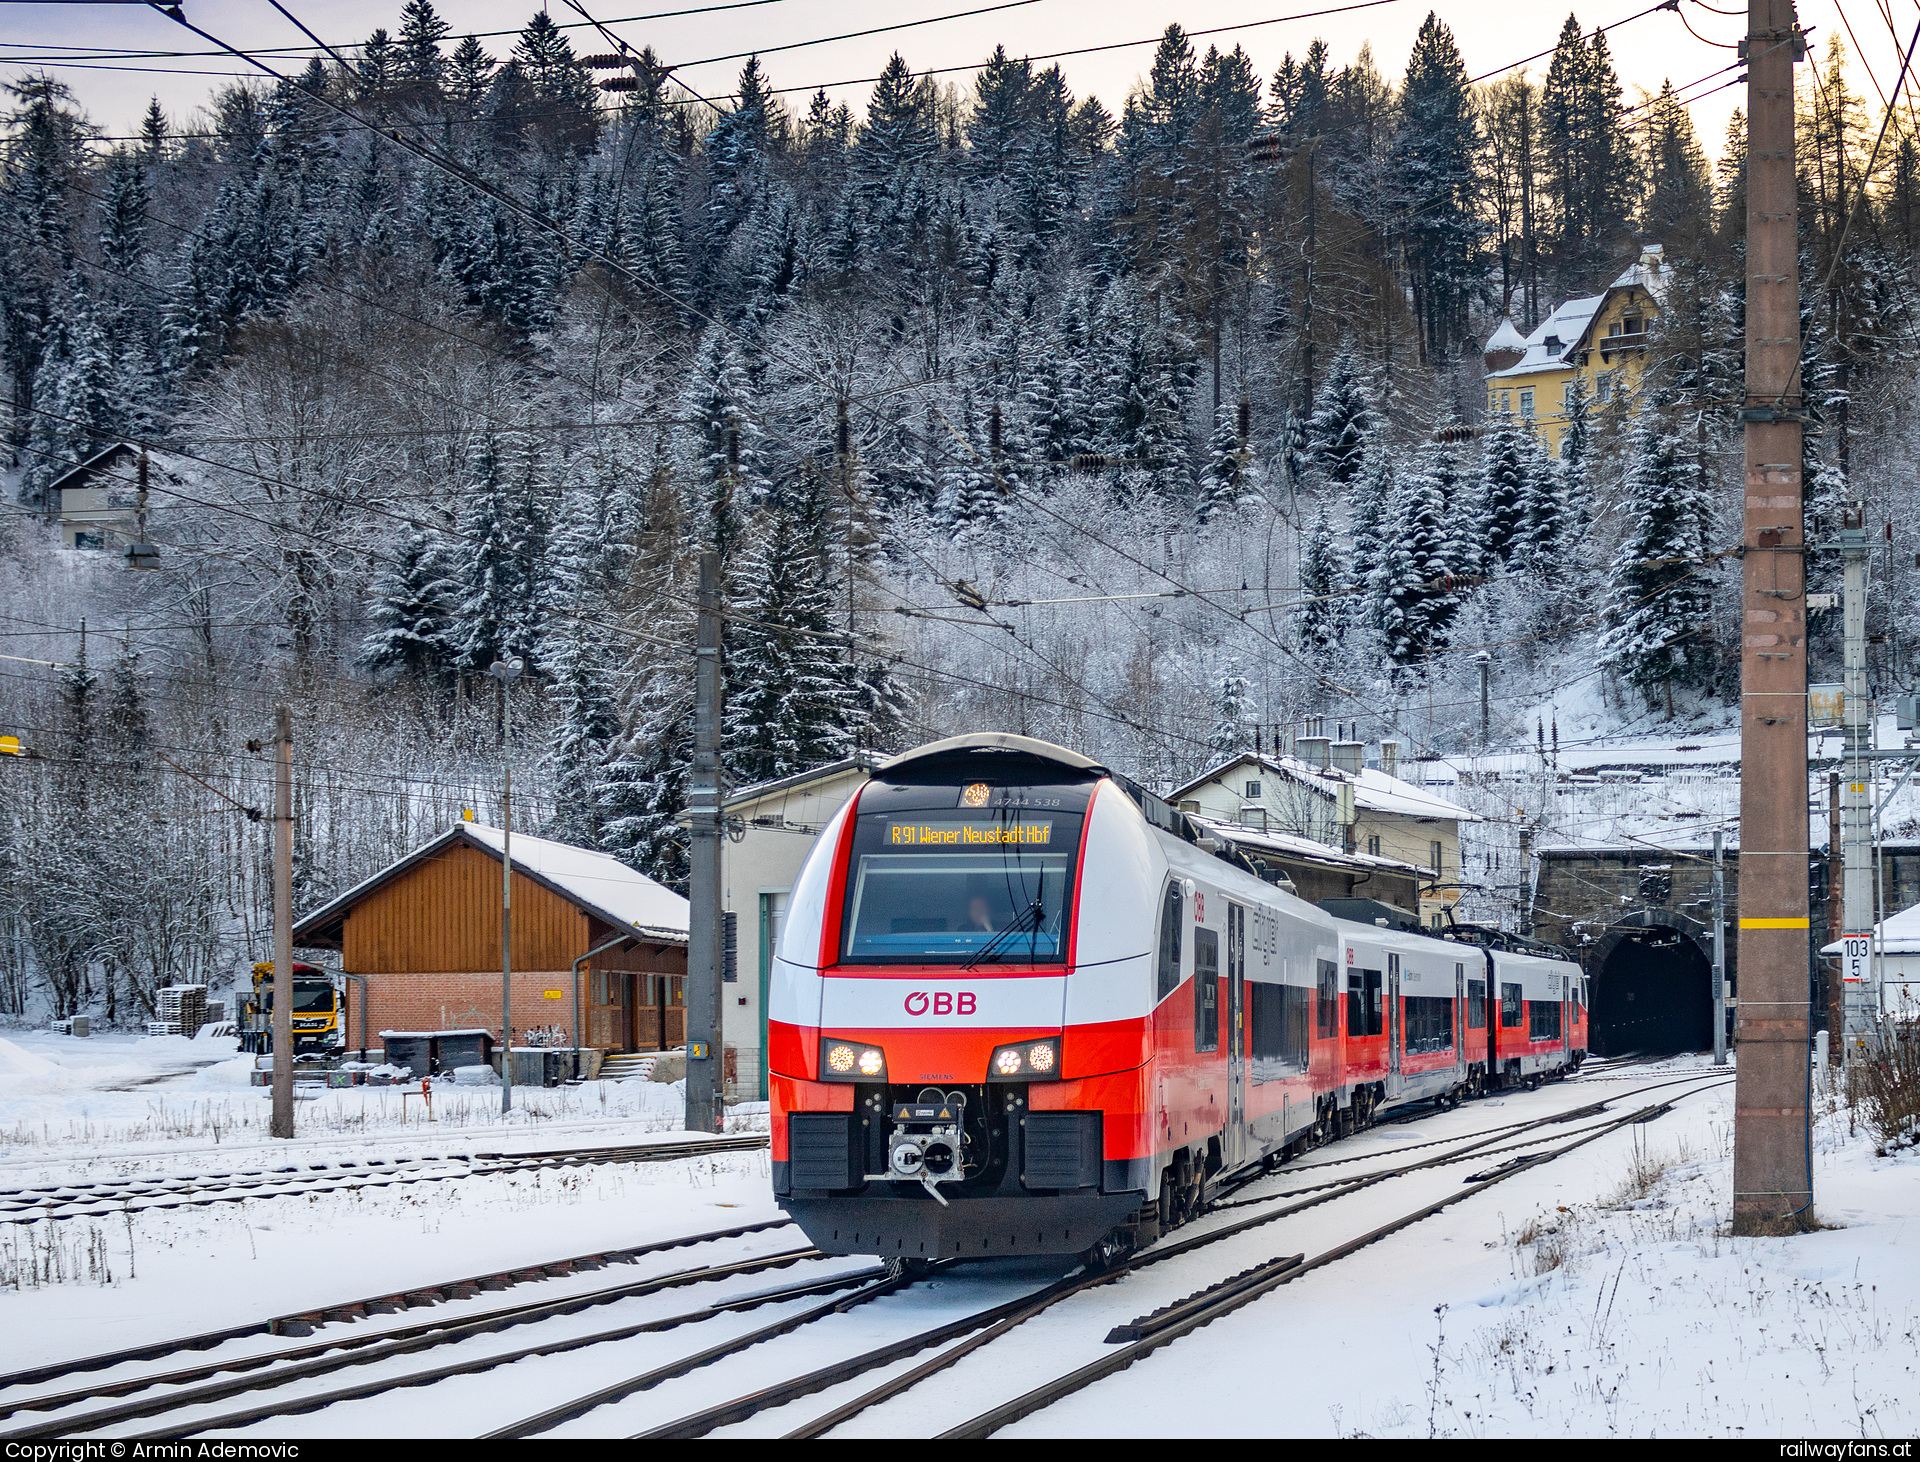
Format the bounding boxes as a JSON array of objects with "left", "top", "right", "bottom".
[{"left": 1244, "top": 780, "right": 1262, "bottom": 798}]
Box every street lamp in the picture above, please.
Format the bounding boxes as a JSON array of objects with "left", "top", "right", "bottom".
[{"left": 489, "top": 656, "right": 523, "bottom": 1113}]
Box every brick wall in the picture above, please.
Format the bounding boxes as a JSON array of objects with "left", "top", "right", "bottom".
[{"left": 360, "top": 969, "right": 587, "bottom": 1053}]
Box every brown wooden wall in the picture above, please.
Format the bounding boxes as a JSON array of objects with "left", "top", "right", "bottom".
[{"left": 342, "top": 842, "right": 592, "bottom": 974}]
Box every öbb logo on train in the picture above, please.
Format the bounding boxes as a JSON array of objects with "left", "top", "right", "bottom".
[{"left": 904, "top": 991, "right": 976, "bottom": 1016}]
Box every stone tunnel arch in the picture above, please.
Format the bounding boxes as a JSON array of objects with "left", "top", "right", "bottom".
[{"left": 1587, "top": 910, "right": 1715, "bottom": 1055}]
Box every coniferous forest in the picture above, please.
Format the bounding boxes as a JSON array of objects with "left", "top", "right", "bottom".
[{"left": 0, "top": 4, "right": 1915, "bottom": 1019}]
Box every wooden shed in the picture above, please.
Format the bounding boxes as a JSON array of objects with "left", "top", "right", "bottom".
[{"left": 292, "top": 823, "right": 690, "bottom": 1057}]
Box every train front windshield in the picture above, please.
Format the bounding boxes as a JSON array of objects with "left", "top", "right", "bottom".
[{"left": 840, "top": 774, "right": 1091, "bottom": 965}]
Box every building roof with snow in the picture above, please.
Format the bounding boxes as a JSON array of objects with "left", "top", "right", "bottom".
[
  {"left": 293, "top": 822, "right": 689, "bottom": 949},
  {"left": 1822, "top": 902, "right": 1920, "bottom": 957}
]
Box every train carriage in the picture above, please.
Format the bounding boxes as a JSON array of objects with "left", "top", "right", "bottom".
[{"left": 769, "top": 733, "right": 1584, "bottom": 1266}]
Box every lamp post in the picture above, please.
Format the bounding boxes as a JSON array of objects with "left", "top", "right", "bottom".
[{"left": 489, "top": 656, "right": 523, "bottom": 1113}]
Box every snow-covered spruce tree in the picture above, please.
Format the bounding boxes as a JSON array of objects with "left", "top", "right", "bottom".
[
  {"left": 25, "top": 275, "right": 119, "bottom": 503},
  {"left": 1475, "top": 405, "right": 1531, "bottom": 566},
  {"left": 1391, "top": 14, "right": 1484, "bottom": 359},
  {"left": 1198, "top": 402, "right": 1243, "bottom": 523},
  {"left": 1517, "top": 426, "right": 1577, "bottom": 572},
  {"left": 449, "top": 435, "right": 521, "bottom": 680},
  {"left": 1601, "top": 405, "right": 1715, "bottom": 709},
  {"left": 597, "top": 662, "right": 694, "bottom": 890},
  {"left": 360, "top": 525, "right": 453, "bottom": 682},
  {"left": 686, "top": 332, "right": 760, "bottom": 562},
  {"left": 1347, "top": 448, "right": 1396, "bottom": 589},
  {"left": 1207, "top": 672, "right": 1253, "bottom": 757},
  {"left": 724, "top": 489, "right": 857, "bottom": 786},
  {"left": 1371, "top": 455, "right": 1469, "bottom": 668},
  {"left": 544, "top": 623, "right": 621, "bottom": 847},
  {"left": 1305, "top": 344, "right": 1376, "bottom": 487},
  {"left": 1299, "top": 497, "right": 1343, "bottom": 651}
]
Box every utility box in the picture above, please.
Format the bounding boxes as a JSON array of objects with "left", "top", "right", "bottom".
[
  {"left": 381, "top": 1029, "right": 494, "bottom": 1080},
  {"left": 1898, "top": 694, "right": 1920, "bottom": 732}
]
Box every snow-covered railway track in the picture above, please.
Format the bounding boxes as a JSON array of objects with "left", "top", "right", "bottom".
[
  {"left": 0, "top": 1133, "right": 769, "bottom": 1225},
  {"left": 0, "top": 1220, "right": 841, "bottom": 1440},
  {"left": 931, "top": 1080, "right": 1736, "bottom": 1439},
  {"left": 618, "top": 1075, "right": 1733, "bottom": 1440}
]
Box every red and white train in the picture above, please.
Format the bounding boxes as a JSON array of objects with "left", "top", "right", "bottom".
[{"left": 769, "top": 734, "right": 1586, "bottom": 1264}]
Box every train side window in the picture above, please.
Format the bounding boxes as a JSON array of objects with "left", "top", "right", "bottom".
[
  {"left": 1194, "top": 927, "right": 1220, "bottom": 1052},
  {"left": 1405, "top": 996, "right": 1454, "bottom": 1052},
  {"left": 1248, "top": 980, "right": 1310, "bottom": 1080},
  {"left": 1530, "top": 999, "right": 1562, "bottom": 1041},
  {"left": 1316, "top": 959, "right": 1339, "bottom": 1037},
  {"left": 1155, "top": 882, "right": 1183, "bottom": 1002},
  {"left": 1500, "top": 982, "right": 1524, "bottom": 1028},
  {"left": 1468, "top": 979, "right": 1487, "bottom": 1029},
  {"left": 1362, "top": 968, "right": 1384, "bottom": 1037},
  {"left": 1346, "top": 969, "right": 1363, "bottom": 1038}
]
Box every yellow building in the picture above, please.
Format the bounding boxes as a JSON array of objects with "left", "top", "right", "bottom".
[{"left": 1482, "top": 243, "right": 1669, "bottom": 457}]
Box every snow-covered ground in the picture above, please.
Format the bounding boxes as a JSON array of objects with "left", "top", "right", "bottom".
[
  {"left": 1003, "top": 1057, "right": 1920, "bottom": 1439},
  {"left": 2, "top": 1049, "right": 1912, "bottom": 1437}
]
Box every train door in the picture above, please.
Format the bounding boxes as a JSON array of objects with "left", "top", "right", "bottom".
[
  {"left": 1387, "top": 953, "right": 1402, "bottom": 1090},
  {"left": 1455, "top": 962, "right": 1467, "bottom": 1081},
  {"left": 1226, "top": 903, "right": 1246, "bottom": 1169},
  {"left": 1562, "top": 975, "right": 1572, "bottom": 1062}
]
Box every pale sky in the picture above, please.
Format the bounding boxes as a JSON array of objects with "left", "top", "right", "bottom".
[{"left": 0, "top": 1, "right": 1897, "bottom": 159}]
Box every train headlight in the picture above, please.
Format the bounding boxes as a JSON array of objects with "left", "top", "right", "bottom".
[
  {"left": 820, "top": 1039, "right": 885, "bottom": 1082},
  {"left": 987, "top": 1037, "right": 1059, "bottom": 1081}
]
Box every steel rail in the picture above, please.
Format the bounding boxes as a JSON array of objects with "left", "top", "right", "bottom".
[
  {"left": 481, "top": 1269, "right": 923, "bottom": 1438},
  {"left": 938, "top": 1086, "right": 1732, "bottom": 1438},
  {"left": 621, "top": 1073, "right": 1735, "bottom": 1439},
  {"left": 0, "top": 1134, "right": 770, "bottom": 1225},
  {"left": 0, "top": 1246, "right": 836, "bottom": 1440},
  {"left": 0, "top": 1216, "right": 793, "bottom": 1395}
]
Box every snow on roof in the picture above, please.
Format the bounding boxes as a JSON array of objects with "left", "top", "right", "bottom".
[
  {"left": 1190, "top": 815, "right": 1429, "bottom": 876},
  {"left": 1485, "top": 294, "right": 1606, "bottom": 379},
  {"left": 1484, "top": 316, "right": 1526, "bottom": 354},
  {"left": 1168, "top": 751, "right": 1477, "bottom": 823},
  {"left": 1351, "top": 767, "right": 1480, "bottom": 822},
  {"left": 1822, "top": 902, "right": 1920, "bottom": 956},
  {"left": 459, "top": 823, "right": 688, "bottom": 941},
  {"left": 725, "top": 754, "right": 878, "bottom": 808},
  {"left": 294, "top": 824, "right": 689, "bottom": 946}
]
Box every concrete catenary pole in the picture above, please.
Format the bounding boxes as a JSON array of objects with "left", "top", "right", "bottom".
[
  {"left": 1839, "top": 506, "right": 1875, "bottom": 1054},
  {"left": 489, "top": 656, "right": 524, "bottom": 1112},
  {"left": 686, "top": 552, "right": 727, "bottom": 1133},
  {"left": 1732, "top": 0, "right": 1814, "bottom": 1235},
  {"left": 270, "top": 703, "right": 294, "bottom": 1140},
  {"left": 1712, "top": 829, "right": 1728, "bottom": 1067}
]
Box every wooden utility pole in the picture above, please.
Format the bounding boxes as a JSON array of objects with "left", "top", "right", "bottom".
[
  {"left": 685, "top": 552, "right": 726, "bottom": 1134},
  {"left": 270, "top": 703, "right": 294, "bottom": 1140},
  {"left": 1732, "top": 0, "right": 1814, "bottom": 1235}
]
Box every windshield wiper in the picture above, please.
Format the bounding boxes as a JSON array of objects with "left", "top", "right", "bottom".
[{"left": 964, "top": 900, "right": 1045, "bottom": 969}]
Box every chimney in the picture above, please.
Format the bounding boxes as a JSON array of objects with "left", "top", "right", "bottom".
[
  {"left": 1331, "top": 741, "right": 1364, "bottom": 775},
  {"left": 1380, "top": 740, "right": 1399, "bottom": 780},
  {"left": 1296, "top": 736, "right": 1331, "bottom": 771}
]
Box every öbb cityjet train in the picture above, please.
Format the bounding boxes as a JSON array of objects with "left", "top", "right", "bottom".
[{"left": 769, "top": 734, "right": 1585, "bottom": 1265}]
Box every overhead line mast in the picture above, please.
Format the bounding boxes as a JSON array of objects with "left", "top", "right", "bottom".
[{"left": 1730, "top": 0, "right": 1814, "bottom": 1236}]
